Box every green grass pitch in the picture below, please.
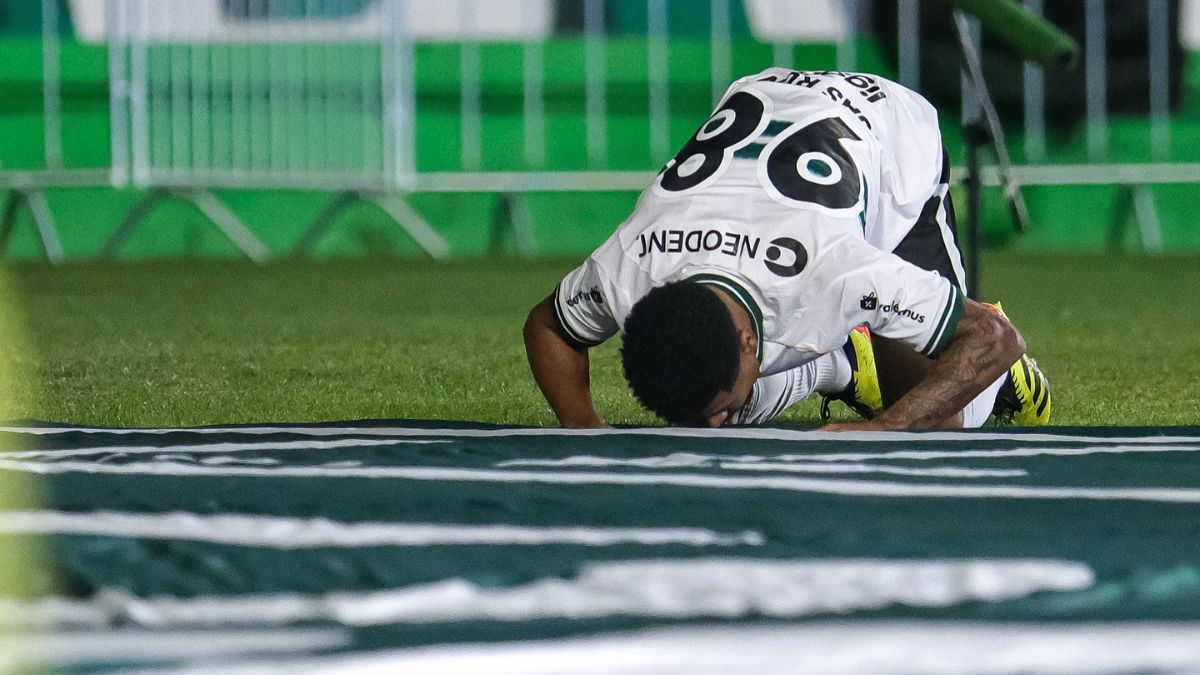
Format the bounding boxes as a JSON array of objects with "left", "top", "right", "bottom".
[{"left": 2, "top": 251, "right": 1198, "bottom": 428}]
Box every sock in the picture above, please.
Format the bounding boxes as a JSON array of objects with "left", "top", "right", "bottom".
[
  {"left": 962, "top": 371, "right": 1008, "bottom": 428},
  {"left": 813, "top": 349, "right": 852, "bottom": 395}
]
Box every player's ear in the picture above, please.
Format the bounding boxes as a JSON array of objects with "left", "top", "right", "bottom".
[{"left": 738, "top": 325, "right": 757, "bottom": 356}]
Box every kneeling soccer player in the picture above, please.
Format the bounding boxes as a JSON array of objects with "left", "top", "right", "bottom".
[{"left": 523, "top": 68, "right": 1050, "bottom": 430}]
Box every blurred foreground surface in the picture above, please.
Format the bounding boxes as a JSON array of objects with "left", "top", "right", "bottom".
[{"left": 1, "top": 422, "right": 1200, "bottom": 672}]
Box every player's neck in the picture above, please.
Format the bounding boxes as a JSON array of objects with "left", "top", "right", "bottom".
[{"left": 707, "top": 286, "right": 752, "bottom": 334}]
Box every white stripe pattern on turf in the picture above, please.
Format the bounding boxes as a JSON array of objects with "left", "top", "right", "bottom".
[
  {"left": 496, "top": 453, "right": 1029, "bottom": 477},
  {"left": 2, "top": 425, "right": 1199, "bottom": 445},
  {"left": 8, "top": 446, "right": 1033, "bottom": 478},
  {"left": 778, "top": 444, "right": 1200, "bottom": 461},
  {"left": 1, "top": 460, "right": 1200, "bottom": 503},
  {"left": 0, "top": 437, "right": 447, "bottom": 460},
  {"left": 496, "top": 455, "right": 1027, "bottom": 477},
  {"left": 0, "top": 558, "right": 1092, "bottom": 629},
  {"left": 715, "top": 462, "right": 1028, "bottom": 478},
  {"left": 184, "top": 622, "right": 1200, "bottom": 675},
  {"left": 0, "top": 511, "right": 763, "bottom": 548},
  {"left": 11, "top": 443, "right": 1196, "bottom": 469},
  {"left": 0, "top": 628, "right": 349, "bottom": 671},
  {"left": 497, "top": 444, "right": 1200, "bottom": 467}
]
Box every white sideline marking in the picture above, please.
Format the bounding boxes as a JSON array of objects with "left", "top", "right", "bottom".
[
  {"left": 0, "top": 511, "right": 763, "bottom": 548},
  {"left": 499, "top": 444, "right": 1200, "bottom": 468},
  {"left": 0, "top": 628, "right": 349, "bottom": 670},
  {"left": 16, "top": 441, "right": 1194, "bottom": 475},
  {"left": 498, "top": 454, "right": 1027, "bottom": 477},
  {"left": 3, "top": 459, "right": 1200, "bottom": 503},
  {"left": 781, "top": 444, "right": 1200, "bottom": 462},
  {"left": 186, "top": 622, "right": 1200, "bottom": 675},
  {"left": 716, "top": 462, "right": 1028, "bottom": 478},
  {"left": 0, "top": 558, "right": 1092, "bottom": 629},
  {"left": 3, "top": 424, "right": 1199, "bottom": 445},
  {"left": 0, "top": 437, "right": 446, "bottom": 460},
  {"left": 499, "top": 453, "right": 722, "bottom": 469}
]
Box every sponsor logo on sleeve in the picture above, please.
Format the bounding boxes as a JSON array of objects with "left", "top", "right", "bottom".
[
  {"left": 565, "top": 286, "right": 604, "bottom": 307},
  {"left": 860, "top": 292, "right": 925, "bottom": 323}
]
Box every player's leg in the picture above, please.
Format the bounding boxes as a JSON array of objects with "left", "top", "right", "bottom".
[
  {"left": 870, "top": 333, "right": 935, "bottom": 408},
  {"left": 886, "top": 151, "right": 1049, "bottom": 427},
  {"left": 890, "top": 150, "right": 968, "bottom": 291},
  {"left": 731, "top": 347, "right": 878, "bottom": 425},
  {"left": 984, "top": 303, "right": 1052, "bottom": 425},
  {"left": 879, "top": 148, "right": 992, "bottom": 408},
  {"left": 818, "top": 326, "right": 883, "bottom": 422}
]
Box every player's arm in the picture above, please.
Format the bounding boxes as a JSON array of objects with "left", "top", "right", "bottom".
[
  {"left": 524, "top": 261, "right": 619, "bottom": 427},
  {"left": 523, "top": 295, "right": 609, "bottom": 428},
  {"left": 827, "top": 298, "right": 1023, "bottom": 431}
]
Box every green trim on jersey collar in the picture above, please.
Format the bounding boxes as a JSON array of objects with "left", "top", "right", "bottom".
[
  {"left": 923, "top": 284, "right": 965, "bottom": 357},
  {"left": 688, "top": 273, "right": 765, "bottom": 363}
]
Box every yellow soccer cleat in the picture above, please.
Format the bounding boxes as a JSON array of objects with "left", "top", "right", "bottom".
[
  {"left": 994, "top": 353, "right": 1052, "bottom": 425},
  {"left": 821, "top": 325, "right": 883, "bottom": 421},
  {"left": 986, "top": 302, "right": 1052, "bottom": 426}
]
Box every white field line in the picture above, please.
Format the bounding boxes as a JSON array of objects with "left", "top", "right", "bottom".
[
  {"left": 0, "top": 511, "right": 763, "bottom": 548},
  {"left": 0, "top": 437, "right": 447, "bottom": 461},
  {"left": 0, "top": 628, "right": 349, "bottom": 671},
  {"left": 498, "top": 454, "right": 1026, "bottom": 477},
  {"left": 499, "top": 453, "right": 722, "bottom": 469},
  {"left": 2, "top": 424, "right": 1198, "bottom": 445},
  {"left": 187, "top": 622, "right": 1200, "bottom": 675},
  {"left": 498, "top": 444, "right": 1200, "bottom": 468},
  {"left": 2, "top": 459, "right": 1199, "bottom": 503},
  {"left": 9, "top": 447, "right": 1029, "bottom": 478},
  {"left": 777, "top": 444, "right": 1200, "bottom": 462},
  {"left": 716, "top": 462, "right": 1028, "bottom": 478},
  {"left": 0, "top": 558, "right": 1093, "bottom": 629},
  {"left": 16, "top": 441, "right": 1195, "bottom": 472}
]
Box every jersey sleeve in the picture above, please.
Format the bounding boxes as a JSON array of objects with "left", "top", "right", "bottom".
[
  {"left": 552, "top": 258, "right": 620, "bottom": 348},
  {"left": 809, "top": 239, "right": 965, "bottom": 358},
  {"left": 848, "top": 250, "right": 964, "bottom": 357}
]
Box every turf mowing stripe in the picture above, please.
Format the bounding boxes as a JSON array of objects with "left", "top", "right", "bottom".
[
  {"left": 0, "top": 558, "right": 1092, "bottom": 629},
  {"left": 7, "top": 460, "right": 1200, "bottom": 503},
  {"left": 4, "top": 425, "right": 1200, "bottom": 445},
  {"left": 0, "top": 511, "right": 763, "bottom": 548}
]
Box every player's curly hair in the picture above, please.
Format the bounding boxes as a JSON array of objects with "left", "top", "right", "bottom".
[{"left": 620, "top": 281, "right": 741, "bottom": 425}]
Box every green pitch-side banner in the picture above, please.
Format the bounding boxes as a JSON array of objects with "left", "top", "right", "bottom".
[{"left": 1, "top": 421, "right": 1200, "bottom": 671}]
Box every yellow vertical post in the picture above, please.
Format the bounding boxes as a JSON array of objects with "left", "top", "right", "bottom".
[{"left": 0, "top": 266, "right": 44, "bottom": 649}]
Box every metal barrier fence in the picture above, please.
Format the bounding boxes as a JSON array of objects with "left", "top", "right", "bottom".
[{"left": 2, "top": 0, "right": 1199, "bottom": 262}]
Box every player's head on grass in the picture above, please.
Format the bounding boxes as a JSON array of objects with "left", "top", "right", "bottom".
[{"left": 621, "top": 281, "right": 760, "bottom": 427}]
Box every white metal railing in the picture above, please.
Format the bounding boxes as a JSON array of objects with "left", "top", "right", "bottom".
[{"left": 2, "top": 0, "right": 1198, "bottom": 262}]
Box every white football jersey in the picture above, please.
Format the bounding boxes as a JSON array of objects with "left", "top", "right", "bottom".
[{"left": 553, "top": 69, "right": 964, "bottom": 378}]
